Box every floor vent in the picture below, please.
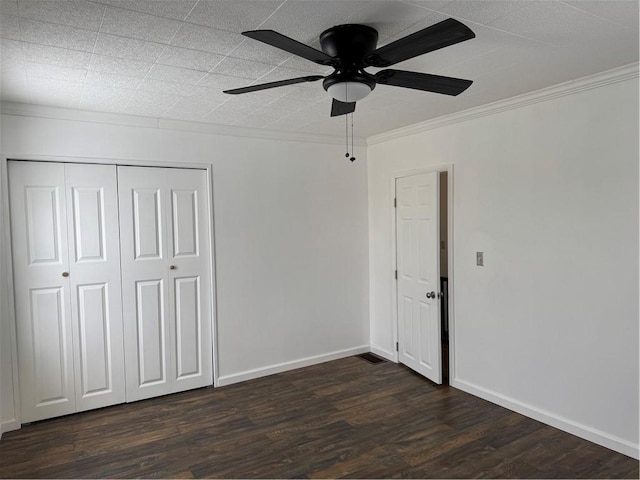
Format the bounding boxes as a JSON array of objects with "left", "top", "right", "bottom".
[{"left": 357, "top": 353, "right": 386, "bottom": 364}]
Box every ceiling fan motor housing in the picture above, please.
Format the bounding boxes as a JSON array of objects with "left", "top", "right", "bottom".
[{"left": 320, "top": 24, "right": 378, "bottom": 94}]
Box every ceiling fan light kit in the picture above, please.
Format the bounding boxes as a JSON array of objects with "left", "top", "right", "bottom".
[
  {"left": 223, "top": 18, "right": 476, "bottom": 160},
  {"left": 327, "top": 81, "right": 372, "bottom": 103}
]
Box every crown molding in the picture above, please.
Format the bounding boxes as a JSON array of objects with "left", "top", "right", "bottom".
[
  {"left": 367, "top": 62, "right": 639, "bottom": 146},
  {"left": 0, "top": 102, "right": 367, "bottom": 147}
]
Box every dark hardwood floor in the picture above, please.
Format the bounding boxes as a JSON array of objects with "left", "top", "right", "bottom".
[{"left": 0, "top": 356, "right": 637, "bottom": 478}]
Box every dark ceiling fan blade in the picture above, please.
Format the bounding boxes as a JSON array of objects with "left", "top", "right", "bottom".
[
  {"left": 243, "top": 30, "right": 337, "bottom": 66},
  {"left": 224, "top": 75, "right": 324, "bottom": 95},
  {"left": 331, "top": 99, "right": 356, "bottom": 117},
  {"left": 365, "top": 18, "right": 475, "bottom": 67},
  {"left": 375, "top": 69, "right": 472, "bottom": 96}
]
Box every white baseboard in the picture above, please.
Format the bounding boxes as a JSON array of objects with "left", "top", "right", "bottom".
[
  {"left": 451, "top": 377, "right": 639, "bottom": 460},
  {"left": 370, "top": 344, "right": 396, "bottom": 362},
  {"left": 217, "top": 345, "right": 370, "bottom": 386},
  {"left": 1, "top": 418, "right": 20, "bottom": 436}
]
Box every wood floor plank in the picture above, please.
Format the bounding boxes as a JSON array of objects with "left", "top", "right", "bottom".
[{"left": 0, "top": 357, "right": 637, "bottom": 479}]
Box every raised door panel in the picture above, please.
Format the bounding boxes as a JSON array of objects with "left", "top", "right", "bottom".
[
  {"left": 30, "top": 287, "right": 72, "bottom": 407},
  {"left": 135, "top": 279, "right": 167, "bottom": 385},
  {"left": 25, "top": 186, "right": 63, "bottom": 265},
  {"left": 65, "top": 163, "right": 125, "bottom": 412},
  {"left": 172, "top": 190, "right": 198, "bottom": 258},
  {"left": 133, "top": 189, "right": 163, "bottom": 260},
  {"left": 76, "top": 283, "right": 110, "bottom": 395},
  {"left": 8, "top": 161, "right": 76, "bottom": 422},
  {"left": 71, "top": 187, "right": 106, "bottom": 263},
  {"left": 174, "top": 276, "right": 200, "bottom": 378}
]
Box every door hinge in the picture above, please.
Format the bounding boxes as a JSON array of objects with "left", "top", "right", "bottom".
[
  {"left": 394, "top": 270, "right": 397, "bottom": 280},
  {"left": 394, "top": 197, "right": 397, "bottom": 208},
  {"left": 396, "top": 342, "right": 399, "bottom": 352}
]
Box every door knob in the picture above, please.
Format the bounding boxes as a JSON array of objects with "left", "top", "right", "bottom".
[
  {"left": 426, "top": 291, "right": 435, "bottom": 298},
  {"left": 62, "top": 272, "right": 69, "bottom": 277},
  {"left": 169, "top": 265, "right": 176, "bottom": 270}
]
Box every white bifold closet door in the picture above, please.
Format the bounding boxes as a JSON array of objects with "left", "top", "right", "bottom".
[
  {"left": 117, "top": 166, "right": 213, "bottom": 402},
  {"left": 9, "top": 161, "right": 125, "bottom": 422}
]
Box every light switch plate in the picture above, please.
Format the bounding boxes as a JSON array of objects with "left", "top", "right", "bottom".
[{"left": 476, "top": 252, "right": 484, "bottom": 266}]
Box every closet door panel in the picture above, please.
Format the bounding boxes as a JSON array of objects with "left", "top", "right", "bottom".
[
  {"left": 65, "top": 164, "right": 125, "bottom": 411},
  {"left": 167, "top": 169, "right": 212, "bottom": 392},
  {"left": 135, "top": 279, "right": 167, "bottom": 385},
  {"left": 118, "top": 166, "right": 173, "bottom": 402},
  {"left": 9, "top": 161, "right": 76, "bottom": 422},
  {"left": 174, "top": 276, "right": 200, "bottom": 378},
  {"left": 133, "top": 189, "right": 163, "bottom": 260}
]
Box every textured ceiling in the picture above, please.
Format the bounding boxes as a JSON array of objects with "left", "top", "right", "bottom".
[{"left": 0, "top": 0, "right": 638, "bottom": 137}]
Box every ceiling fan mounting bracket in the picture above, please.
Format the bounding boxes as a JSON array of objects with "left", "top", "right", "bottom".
[{"left": 319, "top": 24, "right": 379, "bottom": 64}]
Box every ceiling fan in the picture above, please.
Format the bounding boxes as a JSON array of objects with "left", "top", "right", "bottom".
[{"left": 223, "top": 18, "right": 476, "bottom": 117}]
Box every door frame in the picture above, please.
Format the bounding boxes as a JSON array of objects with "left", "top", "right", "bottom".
[
  {"left": 0, "top": 154, "right": 220, "bottom": 433},
  {"left": 389, "top": 164, "right": 455, "bottom": 382}
]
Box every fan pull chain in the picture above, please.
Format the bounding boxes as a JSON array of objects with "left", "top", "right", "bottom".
[
  {"left": 350, "top": 113, "right": 355, "bottom": 162},
  {"left": 345, "top": 110, "right": 349, "bottom": 158}
]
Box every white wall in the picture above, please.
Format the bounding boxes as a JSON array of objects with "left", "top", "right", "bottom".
[
  {"left": 368, "top": 76, "right": 639, "bottom": 457},
  {"left": 0, "top": 112, "right": 369, "bottom": 427}
]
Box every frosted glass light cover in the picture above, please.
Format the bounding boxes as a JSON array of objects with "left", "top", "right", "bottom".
[{"left": 327, "top": 81, "right": 372, "bottom": 103}]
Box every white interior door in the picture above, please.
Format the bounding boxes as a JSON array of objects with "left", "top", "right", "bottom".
[
  {"left": 64, "top": 164, "right": 125, "bottom": 412},
  {"left": 118, "top": 166, "right": 212, "bottom": 402},
  {"left": 9, "top": 161, "right": 76, "bottom": 422},
  {"left": 396, "top": 171, "right": 442, "bottom": 384}
]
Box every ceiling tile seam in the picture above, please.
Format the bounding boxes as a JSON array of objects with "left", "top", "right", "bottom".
[
  {"left": 433, "top": 4, "right": 528, "bottom": 30},
  {"left": 252, "top": 99, "right": 302, "bottom": 127},
  {"left": 79, "top": 4, "right": 108, "bottom": 105},
  {"left": 5, "top": 15, "right": 251, "bottom": 62},
  {"left": 15, "top": 0, "right": 287, "bottom": 52},
  {"left": 6, "top": 36, "right": 292, "bottom": 80},
  {"left": 5, "top": 8, "right": 339, "bottom": 75},
  {"left": 255, "top": 0, "right": 289, "bottom": 29},
  {"left": 390, "top": 2, "right": 471, "bottom": 44},
  {"left": 89, "top": 5, "right": 108, "bottom": 55},
  {"left": 192, "top": 0, "right": 321, "bottom": 93},
  {"left": 202, "top": 97, "right": 231, "bottom": 118},
  {"left": 217, "top": 0, "right": 293, "bottom": 112},
  {"left": 10, "top": 13, "right": 102, "bottom": 35},
  {"left": 397, "top": 1, "right": 439, "bottom": 14},
  {"left": 437, "top": 46, "right": 519, "bottom": 78},
  {"left": 204, "top": 53, "right": 300, "bottom": 122},
  {"left": 192, "top": 52, "right": 244, "bottom": 117},
  {"left": 559, "top": 1, "right": 635, "bottom": 29},
  {"left": 85, "top": 1, "right": 192, "bottom": 30},
  {"left": 260, "top": 96, "right": 330, "bottom": 129},
  {"left": 133, "top": 14, "right": 191, "bottom": 118},
  {"left": 370, "top": 7, "right": 554, "bottom": 50},
  {"left": 85, "top": 1, "right": 274, "bottom": 38},
  {"left": 475, "top": 60, "right": 521, "bottom": 81},
  {"left": 182, "top": 0, "right": 202, "bottom": 22},
  {"left": 466, "top": 22, "right": 559, "bottom": 48},
  {"left": 14, "top": 8, "right": 32, "bottom": 104}
]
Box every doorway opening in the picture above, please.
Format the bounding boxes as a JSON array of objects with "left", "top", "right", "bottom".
[
  {"left": 393, "top": 166, "right": 452, "bottom": 387},
  {"left": 439, "top": 171, "right": 449, "bottom": 384}
]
